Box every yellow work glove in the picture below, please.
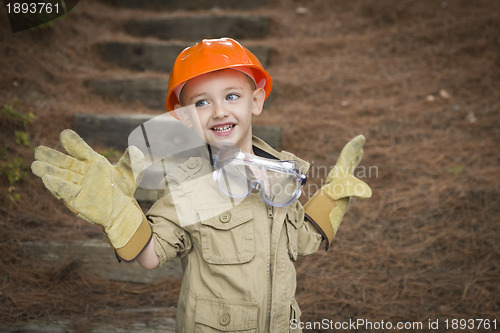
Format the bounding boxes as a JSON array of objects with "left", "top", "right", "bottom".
[
  {"left": 31, "top": 129, "right": 152, "bottom": 261},
  {"left": 304, "top": 135, "right": 372, "bottom": 249}
]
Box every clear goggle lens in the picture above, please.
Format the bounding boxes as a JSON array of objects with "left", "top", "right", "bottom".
[{"left": 213, "top": 148, "right": 306, "bottom": 207}]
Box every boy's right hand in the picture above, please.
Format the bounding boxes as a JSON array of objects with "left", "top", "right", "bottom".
[{"left": 31, "top": 130, "right": 151, "bottom": 256}]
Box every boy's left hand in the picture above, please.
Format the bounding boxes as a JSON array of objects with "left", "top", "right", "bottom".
[
  {"left": 323, "top": 134, "right": 372, "bottom": 200},
  {"left": 321, "top": 135, "right": 371, "bottom": 234},
  {"left": 304, "top": 135, "right": 371, "bottom": 249}
]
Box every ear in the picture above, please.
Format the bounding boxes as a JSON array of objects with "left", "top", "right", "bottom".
[
  {"left": 251, "top": 88, "right": 266, "bottom": 116},
  {"left": 174, "top": 104, "right": 193, "bottom": 128}
]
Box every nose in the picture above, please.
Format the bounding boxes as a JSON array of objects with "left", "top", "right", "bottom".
[{"left": 212, "top": 101, "right": 228, "bottom": 119}]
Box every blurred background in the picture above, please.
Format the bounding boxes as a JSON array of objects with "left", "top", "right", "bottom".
[{"left": 0, "top": 0, "right": 498, "bottom": 332}]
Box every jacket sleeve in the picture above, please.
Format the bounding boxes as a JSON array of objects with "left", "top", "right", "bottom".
[{"left": 146, "top": 190, "right": 193, "bottom": 267}]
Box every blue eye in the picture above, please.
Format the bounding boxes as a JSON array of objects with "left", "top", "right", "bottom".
[
  {"left": 226, "top": 93, "right": 240, "bottom": 101},
  {"left": 195, "top": 99, "right": 209, "bottom": 107}
]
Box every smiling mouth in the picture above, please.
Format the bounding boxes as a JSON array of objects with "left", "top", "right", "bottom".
[{"left": 211, "top": 124, "right": 236, "bottom": 133}]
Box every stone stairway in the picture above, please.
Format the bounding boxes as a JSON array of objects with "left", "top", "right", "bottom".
[
  {"left": 9, "top": 1, "right": 277, "bottom": 332},
  {"left": 84, "top": 1, "right": 274, "bottom": 123},
  {"left": 89, "top": 41, "right": 271, "bottom": 109}
]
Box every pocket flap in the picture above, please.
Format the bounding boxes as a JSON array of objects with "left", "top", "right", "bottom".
[
  {"left": 199, "top": 205, "right": 253, "bottom": 230},
  {"left": 195, "top": 297, "right": 258, "bottom": 331}
]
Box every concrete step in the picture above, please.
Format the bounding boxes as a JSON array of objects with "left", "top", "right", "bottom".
[
  {"left": 1, "top": 314, "right": 176, "bottom": 332},
  {"left": 22, "top": 240, "right": 183, "bottom": 283},
  {"left": 85, "top": 74, "right": 273, "bottom": 110},
  {"left": 100, "top": 0, "right": 268, "bottom": 10},
  {"left": 98, "top": 41, "right": 185, "bottom": 73},
  {"left": 124, "top": 14, "right": 270, "bottom": 41},
  {"left": 73, "top": 113, "right": 281, "bottom": 151},
  {"left": 99, "top": 41, "right": 271, "bottom": 72},
  {"left": 86, "top": 76, "right": 169, "bottom": 110}
]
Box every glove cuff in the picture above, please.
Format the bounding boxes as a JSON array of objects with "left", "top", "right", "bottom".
[
  {"left": 107, "top": 200, "right": 153, "bottom": 261},
  {"left": 304, "top": 189, "right": 337, "bottom": 250},
  {"left": 115, "top": 214, "right": 152, "bottom": 262}
]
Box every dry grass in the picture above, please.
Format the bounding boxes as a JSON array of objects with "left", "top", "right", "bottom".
[{"left": 0, "top": 0, "right": 499, "bottom": 331}]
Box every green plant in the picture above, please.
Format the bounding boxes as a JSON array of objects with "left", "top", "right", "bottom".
[
  {"left": 2, "top": 101, "right": 34, "bottom": 126},
  {"left": 447, "top": 165, "right": 466, "bottom": 175},
  {"left": 0, "top": 101, "right": 35, "bottom": 202},
  {"left": 0, "top": 157, "right": 28, "bottom": 186},
  {"left": 0, "top": 157, "right": 29, "bottom": 202},
  {"left": 15, "top": 131, "right": 30, "bottom": 147}
]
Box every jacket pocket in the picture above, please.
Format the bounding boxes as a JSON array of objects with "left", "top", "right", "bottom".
[
  {"left": 195, "top": 297, "right": 258, "bottom": 332},
  {"left": 199, "top": 205, "right": 255, "bottom": 264},
  {"left": 284, "top": 210, "right": 304, "bottom": 261}
]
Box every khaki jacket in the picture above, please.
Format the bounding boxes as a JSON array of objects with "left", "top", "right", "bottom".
[{"left": 147, "top": 137, "right": 323, "bottom": 332}]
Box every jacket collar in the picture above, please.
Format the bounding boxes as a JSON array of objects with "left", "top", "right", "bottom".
[
  {"left": 251, "top": 136, "right": 310, "bottom": 174},
  {"left": 199, "top": 136, "right": 310, "bottom": 175}
]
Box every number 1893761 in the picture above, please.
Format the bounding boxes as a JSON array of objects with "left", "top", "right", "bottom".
[
  {"left": 6, "top": 2, "right": 61, "bottom": 15},
  {"left": 444, "top": 318, "right": 497, "bottom": 330}
]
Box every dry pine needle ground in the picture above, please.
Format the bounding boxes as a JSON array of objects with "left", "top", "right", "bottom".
[{"left": 0, "top": 0, "right": 499, "bottom": 331}]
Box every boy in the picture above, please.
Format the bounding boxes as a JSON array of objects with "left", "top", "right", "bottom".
[{"left": 32, "top": 38, "right": 371, "bottom": 332}]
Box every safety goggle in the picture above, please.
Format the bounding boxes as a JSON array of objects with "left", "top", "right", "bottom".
[{"left": 212, "top": 147, "right": 307, "bottom": 207}]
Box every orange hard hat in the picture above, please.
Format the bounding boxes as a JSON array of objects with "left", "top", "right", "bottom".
[{"left": 165, "top": 37, "right": 272, "bottom": 111}]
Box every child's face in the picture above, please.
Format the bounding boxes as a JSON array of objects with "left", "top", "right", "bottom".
[{"left": 177, "top": 69, "right": 265, "bottom": 153}]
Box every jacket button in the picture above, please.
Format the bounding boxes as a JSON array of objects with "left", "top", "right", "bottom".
[
  {"left": 219, "top": 212, "right": 231, "bottom": 223},
  {"left": 219, "top": 313, "right": 231, "bottom": 326},
  {"left": 186, "top": 158, "right": 198, "bottom": 169}
]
